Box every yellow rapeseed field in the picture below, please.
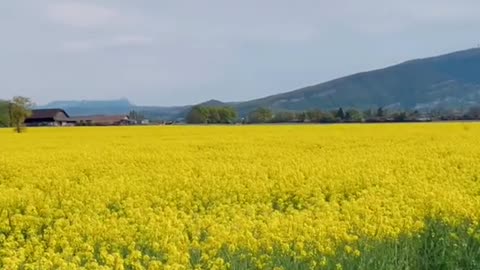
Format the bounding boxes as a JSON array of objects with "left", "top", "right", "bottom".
[{"left": 1, "top": 124, "right": 480, "bottom": 269}]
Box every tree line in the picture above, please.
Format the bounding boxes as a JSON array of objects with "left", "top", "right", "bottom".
[
  {"left": 246, "top": 107, "right": 402, "bottom": 123},
  {"left": 186, "top": 105, "right": 480, "bottom": 124}
]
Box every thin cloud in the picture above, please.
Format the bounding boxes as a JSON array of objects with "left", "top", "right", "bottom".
[
  {"left": 62, "top": 35, "right": 154, "bottom": 52},
  {"left": 47, "top": 2, "right": 122, "bottom": 28}
]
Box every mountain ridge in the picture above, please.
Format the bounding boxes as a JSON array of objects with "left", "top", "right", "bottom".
[
  {"left": 234, "top": 47, "right": 480, "bottom": 114},
  {"left": 39, "top": 47, "right": 480, "bottom": 119}
]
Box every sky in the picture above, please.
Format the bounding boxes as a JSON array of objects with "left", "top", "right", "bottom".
[{"left": 1, "top": 1, "right": 480, "bottom": 106}]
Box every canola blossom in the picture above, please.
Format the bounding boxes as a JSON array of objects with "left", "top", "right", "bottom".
[{"left": 0, "top": 124, "right": 480, "bottom": 269}]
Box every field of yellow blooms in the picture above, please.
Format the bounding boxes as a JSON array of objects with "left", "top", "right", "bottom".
[{"left": 1, "top": 124, "right": 480, "bottom": 269}]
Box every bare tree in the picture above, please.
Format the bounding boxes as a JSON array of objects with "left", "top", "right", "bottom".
[{"left": 10, "top": 96, "right": 34, "bottom": 133}]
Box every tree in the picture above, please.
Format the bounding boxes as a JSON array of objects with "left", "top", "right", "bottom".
[
  {"left": 319, "top": 111, "right": 337, "bottom": 123},
  {"left": 217, "top": 107, "right": 237, "bottom": 124},
  {"left": 128, "top": 110, "right": 145, "bottom": 124},
  {"left": 207, "top": 107, "right": 221, "bottom": 123},
  {"left": 305, "top": 110, "right": 337, "bottom": 123},
  {"left": 376, "top": 107, "right": 385, "bottom": 118},
  {"left": 272, "top": 111, "right": 296, "bottom": 123},
  {"left": 363, "top": 109, "right": 374, "bottom": 118},
  {"left": 0, "top": 100, "right": 10, "bottom": 127},
  {"left": 248, "top": 108, "right": 273, "bottom": 123},
  {"left": 306, "top": 110, "right": 322, "bottom": 122},
  {"left": 186, "top": 106, "right": 209, "bottom": 124},
  {"left": 297, "top": 112, "right": 307, "bottom": 122},
  {"left": 392, "top": 112, "right": 408, "bottom": 122},
  {"left": 466, "top": 106, "right": 480, "bottom": 120},
  {"left": 186, "top": 106, "right": 237, "bottom": 124},
  {"left": 345, "top": 109, "right": 363, "bottom": 122},
  {"left": 335, "top": 107, "right": 345, "bottom": 120},
  {"left": 10, "top": 96, "right": 34, "bottom": 133}
]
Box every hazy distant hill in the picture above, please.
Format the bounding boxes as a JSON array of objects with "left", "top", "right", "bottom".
[
  {"left": 40, "top": 48, "right": 480, "bottom": 120},
  {"left": 37, "top": 99, "right": 134, "bottom": 116},
  {"left": 134, "top": 105, "right": 190, "bottom": 121},
  {"left": 197, "top": 99, "right": 234, "bottom": 107}
]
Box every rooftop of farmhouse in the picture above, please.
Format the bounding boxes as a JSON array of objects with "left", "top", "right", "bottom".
[{"left": 25, "top": 109, "right": 130, "bottom": 126}]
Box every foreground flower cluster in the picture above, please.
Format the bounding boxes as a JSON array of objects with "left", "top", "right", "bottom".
[{"left": 1, "top": 124, "right": 480, "bottom": 269}]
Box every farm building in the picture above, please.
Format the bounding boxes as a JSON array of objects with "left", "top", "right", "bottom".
[
  {"left": 25, "top": 109, "right": 75, "bottom": 126},
  {"left": 25, "top": 109, "right": 132, "bottom": 126}
]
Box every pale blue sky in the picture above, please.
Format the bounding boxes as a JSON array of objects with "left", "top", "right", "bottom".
[{"left": 1, "top": 0, "right": 480, "bottom": 106}]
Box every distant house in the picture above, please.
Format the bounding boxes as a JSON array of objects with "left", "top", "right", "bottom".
[
  {"left": 70, "top": 115, "right": 131, "bottom": 126},
  {"left": 25, "top": 109, "right": 132, "bottom": 126},
  {"left": 25, "top": 109, "right": 75, "bottom": 126}
]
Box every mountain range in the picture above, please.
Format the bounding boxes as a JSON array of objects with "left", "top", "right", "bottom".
[{"left": 38, "top": 48, "right": 480, "bottom": 120}]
